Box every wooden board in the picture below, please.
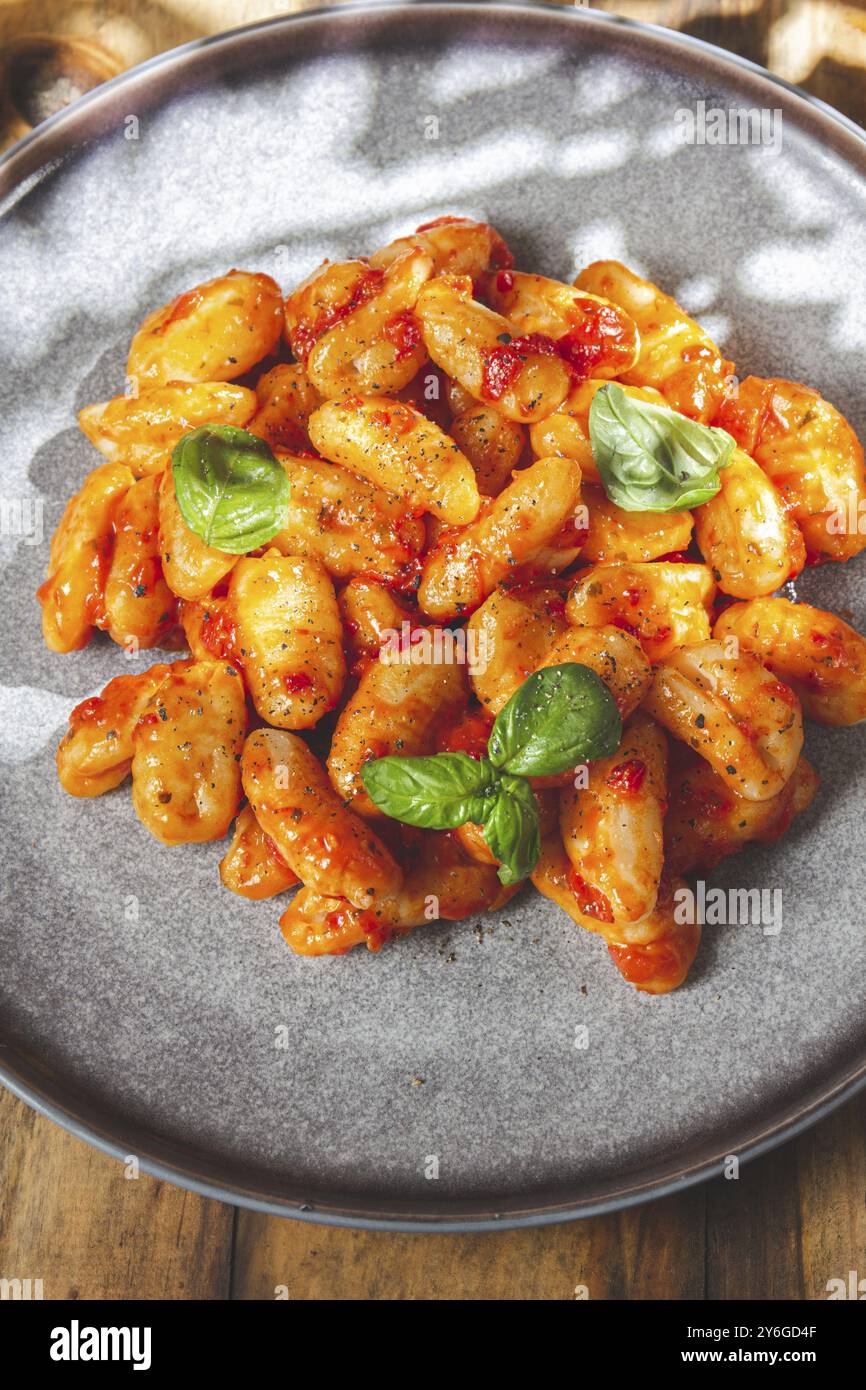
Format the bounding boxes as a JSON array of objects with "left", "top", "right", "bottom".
[
  {"left": 3, "top": 1084, "right": 864, "bottom": 1298},
  {"left": 2, "top": 0, "right": 866, "bottom": 1300}
]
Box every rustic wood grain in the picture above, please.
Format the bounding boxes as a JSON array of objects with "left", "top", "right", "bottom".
[
  {"left": 706, "top": 1092, "right": 866, "bottom": 1300},
  {"left": 0, "top": 1086, "right": 233, "bottom": 1299},
  {"left": 230, "top": 1186, "right": 706, "bottom": 1299},
  {"left": 1, "top": 0, "right": 865, "bottom": 1302}
]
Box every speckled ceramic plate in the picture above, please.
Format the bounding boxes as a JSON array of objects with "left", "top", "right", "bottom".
[{"left": 2, "top": 1, "right": 865, "bottom": 1231}]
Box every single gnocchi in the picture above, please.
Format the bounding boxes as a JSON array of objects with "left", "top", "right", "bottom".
[
  {"left": 305, "top": 249, "right": 433, "bottom": 398},
  {"left": 371, "top": 215, "right": 513, "bottom": 279},
  {"left": 535, "top": 625, "right": 653, "bottom": 722},
  {"left": 241, "top": 728, "right": 402, "bottom": 908},
  {"left": 575, "top": 260, "right": 734, "bottom": 422},
  {"left": 128, "top": 270, "right": 282, "bottom": 387},
  {"left": 131, "top": 659, "right": 247, "bottom": 845},
  {"left": 417, "top": 454, "right": 582, "bottom": 620},
  {"left": 337, "top": 578, "right": 420, "bottom": 671},
  {"left": 247, "top": 364, "right": 322, "bottom": 454},
  {"left": 104, "top": 474, "right": 178, "bottom": 650},
  {"left": 468, "top": 584, "right": 569, "bottom": 715},
  {"left": 643, "top": 640, "right": 804, "bottom": 801},
  {"left": 713, "top": 597, "right": 866, "bottom": 726},
  {"left": 158, "top": 463, "right": 238, "bottom": 601},
  {"left": 309, "top": 393, "right": 480, "bottom": 525},
  {"left": 219, "top": 804, "right": 299, "bottom": 900},
  {"left": 559, "top": 713, "right": 668, "bottom": 925},
  {"left": 664, "top": 748, "right": 819, "bottom": 875},
  {"left": 228, "top": 551, "right": 345, "bottom": 729},
  {"left": 270, "top": 450, "right": 426, "bottom": 586},
  {"left": 38, "top": 461, "right": 134, "bottom": 652},
  {"left": 79, "top": 381, "right": 257, "bottom": 478},
  {"left": 531, "top": 833, "right": 700, "bottom": 994},
  {"left": 716, "top": 375, "right": 866, "bottom": 563},
  {"left": 448, "top": 404, "right": 526, "bottom": 496},
  {"left": 566, "top": 561, "right": 716, "bottom": 662},
  {"left": 581, "top": 484, "right": 693, "bottom": 565},
  {"left": 692, "top": 447, "right": 805, "bottom": 597}
]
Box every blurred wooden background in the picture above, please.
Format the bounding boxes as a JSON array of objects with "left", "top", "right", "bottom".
[
  {"left": 2, "top": 0, "right": 866, "bottom": 149},
  {"left": 1, "top": 0, "right": 865, "bottom": 1300}
]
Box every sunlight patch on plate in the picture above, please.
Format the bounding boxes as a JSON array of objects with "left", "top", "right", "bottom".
[
  {"left": 427, "top": 41, "right": 560, "bottom": 103},
  {"left": 556, "top": 131, "right": 634, "bottom": 176}
]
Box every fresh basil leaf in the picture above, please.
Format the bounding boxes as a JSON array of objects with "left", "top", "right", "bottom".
[
  {"left": 482, "top": 776, "right": 541, "bottom": 886},
  {"left": 172, "top": 425, "right": 290, "bottom": 553},
  {"left": 360, "top": 752, "right": 501, "bottom": 830},
  {"left": 589, "top": 382, "right": 734, "bottom": 512},
  {"left": 489, "top": 663, "right": 621, "bottom": 777}
]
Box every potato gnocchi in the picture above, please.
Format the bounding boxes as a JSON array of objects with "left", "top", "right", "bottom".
[{"left": 44, "top": 217, "right": 866, "bottom": 994}]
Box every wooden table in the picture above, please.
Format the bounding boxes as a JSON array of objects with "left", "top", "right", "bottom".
[{"left": 2, "top": 0, "right": 866, "bottom": 1300}]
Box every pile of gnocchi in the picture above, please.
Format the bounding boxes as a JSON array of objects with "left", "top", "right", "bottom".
[{"left": 40, "top": 215, "right": 866, "bottom": 994}]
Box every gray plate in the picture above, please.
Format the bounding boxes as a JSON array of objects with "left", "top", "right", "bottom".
[{"left": 2, "top": 1, "right": 865, "bottom": 1232}]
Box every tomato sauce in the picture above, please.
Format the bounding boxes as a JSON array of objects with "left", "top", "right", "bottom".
[
  {"left": 608, "top": 938, "right": 681, "bottom": 989},
  {"left": 383, "top": 311, "right": 422, "bottom": 362},
  {"left": 159, "top": 287, "right": 204, "bottom": 332},
  {"left": 438, "top": 710, "right": 494, "bottom": 760},
  {"left": 604, "top": 759, "right": 647, "bottom": 795},
  {"left": 283, "top": 672, "right": 313, "bottom": 694},
  {"left": 292, "top": 267, "right": 385, "bottom": 362},
  {"left": 198, "top": 604, "right": 239, "bottom": 663},
  {"left": 415, "top": 215, "right": 467, "bottom": 232},
  {"left": 557, "top": 299, "right": 634, "bottom": 379},
  {"left": 480, "top": 333, "right": 558, "bottom": 401},
  {"left": 568, "top": 869, "right": 614, "bottom": 924}
]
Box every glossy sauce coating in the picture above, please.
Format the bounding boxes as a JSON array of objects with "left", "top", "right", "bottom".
[
  {"left": 714, "top": 597, "right": 866, "bottom": 725},
  {"left": 45, "top": 239, "right": 866, "bottom": 995},
  {"left": 269, "top": 450, "right": 426, "bottom": 586},
  {"left": 664, "top": 748, "right": 819, "bottom": 875},
  {"left": 128, "top": 270, "right": 282, "bottom": 386},
  {"left": 328, "top": 658, "right": 468, "bottom": 815},
  {"left": 57, "top": 660, "right": 184, "bottom": 797},
  {"left": 418, "top": 455, "right": 582, "bottom": 620},
  {"left": 560, "top": 712, "right": 668, "bottom": 924},
  {"left": 219, "top": 803, "right": 299, "bottom": 899},
  {"left": 309, "top": 394, "right": 480, "bottom": 525},
  {"left": 715, "top": 376, "right": 866, "bottom": 563},
  {"left": 575, "top": 260, "right": 733, "bottom": 422},
  {"left": 241, "top": 728, "right": 402, "bottom": 908},
  {"left": 416, "top": 275, "right": 571, "bottom": 423},
  {"left": 484, "top": 271, "right": 640, "bottom": 380},
  {"left": 566, "top": 561, "right": 716, "bottom": 662},
  {"left": 644, "top": 640, "right": 803, "bottom": 801},
  {"left": 104, "top": 474, "right": 178, "bottom": 649},
  {"left": 131, "top": 659, "right": 246, "bottom": 844},
  {"left": 279, "top": 830, "right": 515, "bottom": 955},
  {"left": 79, "top": 381, "right": 257, "bottom": 478},
  {"left": 229, "top": 552, "right": 345, "bottom": 729},
  {"left": 38, "top": 461, "right": 134, "bottom": 653}
]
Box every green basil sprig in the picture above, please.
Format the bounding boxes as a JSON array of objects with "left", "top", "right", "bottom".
[
  {"left": 481, "top": 775, "right": 542, "bottom": 887},
  {"left": 172, "top": 425, "right": 290, "bottom": 553},
  {"left": 361, "top": 752, "right": 501, "bottom": 831},
  {"left": 488, "top": 662, "right": 622, "bottom": 777},
  {"left": 361, "top": 663, "right": 621, "bottom": 886},
  {"left": 589, "top": 382, "right": 735, "bottom": 512}
]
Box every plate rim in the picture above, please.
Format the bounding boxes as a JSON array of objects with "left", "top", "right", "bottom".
[{"left": 3, "top": 0, "right": 865, "bottom": 1232}]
